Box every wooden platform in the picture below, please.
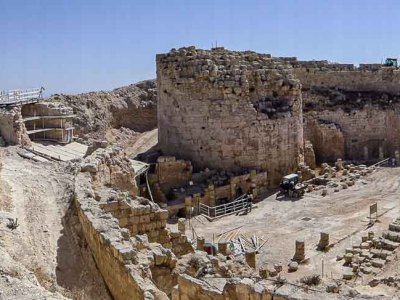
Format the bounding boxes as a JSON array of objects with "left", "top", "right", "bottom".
[
  {"left": 22, "top": 114, "right": 76, "bottom": 122},
  {"left": 27, "top": 141, "right": 88, "bottom": 161}
]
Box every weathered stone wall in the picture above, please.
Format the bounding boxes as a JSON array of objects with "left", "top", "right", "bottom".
[
  {"left": 304, "top": 140, "right": 316, "bottom": 169},
  {"left": 184, "top": 170, "right": 268, "bottom": 210},
  {"left": 75, "top": 148, "right": 195, "bottom": 299},
  {"left": 75, "top": 172, "right": 169, "bottom": 300},
  {"left": 305, "top": 107, "right": 400, "bottom": 161},
  {"left": 304, "top": 116, "right": 345, "bottom": 163},
  {"left": 101, "top": 197, "right": 170, "bottom": 243},
  {"left": 0, "top": 107, "right": 31, "bottom": 146},
  {"left": 283, "top": 57, "right": 400, "bottom": 94},
  {"left": 157, "top": 47, "right": 304, "bottom": 185},
  {"left": 81, "top": 147, "right": 138, "bottom": 196},
  {"left": 155, "top": 156, "right": 193, "bottom": 193},
  {"left": 282, "top": 58, "right": 400, "bottom": 163},
  {"left": 293, "top": 67, "right": 400, "bottom": 94},
  {"left": 172, "top": 274, "right": 344, "bottom": 300}
]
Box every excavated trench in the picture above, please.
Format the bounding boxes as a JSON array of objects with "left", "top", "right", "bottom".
[
  {"left": 0, "top": 150, "right": 111, "bottom": 299},
  {"left": 55, "top": 200, "right": 112, "bottom": 299}
]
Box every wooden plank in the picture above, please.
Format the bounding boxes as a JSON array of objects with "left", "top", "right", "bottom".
[
  {"left": 238, "top": 237, "right": 246, "bottom": 252},
  {"left": 256, "top": 239, "right": 268, "bottom": 252},
  {"left": 232, "top": 228, "right": 241, "bottom": 240},
  {"left": 216, "top": 225, "right": 243, "bottom": 237}
]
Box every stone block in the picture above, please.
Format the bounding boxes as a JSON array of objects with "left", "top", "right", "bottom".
[{"left": 293, "top": 240, "right": 305, "bottom": 261}]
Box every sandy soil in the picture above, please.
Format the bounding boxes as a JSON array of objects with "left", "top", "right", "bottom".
[
  {"left": 186, "top": 166, "right": 400, "bottom": 297},
  {"left": 0, "top": 147, "right": 110, "bottom": 299},
  {"left": 106, "top": 127, "right": 158, "bottom": 157}
]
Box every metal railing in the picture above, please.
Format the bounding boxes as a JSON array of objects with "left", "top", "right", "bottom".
[
  {"left": 199, "top": 194, "right": 251, "bottom": 220},
  {"left": 0, "top": 87, "right": 44, "bottom": 106}
]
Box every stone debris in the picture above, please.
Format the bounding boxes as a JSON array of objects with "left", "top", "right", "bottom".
[
  {"left": 339, "top": 217, "right": 400, "bottom": 280},
  {"left": 317, "top": 232, "right": 330, "bottom": 251},
  {"left": 288, "top": 261, "right": 299, "bottom": 272}
]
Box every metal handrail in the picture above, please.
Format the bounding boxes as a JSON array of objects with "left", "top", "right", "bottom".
[
  {"left": 199, "top": 194, "right": 251, "bottom": 219},
  {"left": 0, "top": 87, "right": 44, "bottom": 105}
]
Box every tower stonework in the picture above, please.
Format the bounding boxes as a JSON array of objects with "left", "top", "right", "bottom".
[{"left": 157, "top": 47, "right": 304, "bottom": 185}]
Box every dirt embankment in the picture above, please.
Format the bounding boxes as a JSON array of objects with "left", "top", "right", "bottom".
[
  {"left": 0, "top": 148, "right": 111, "bottom": 299},
  {"left": 50, "top": 80, "right": 158, "bottom": 140}
]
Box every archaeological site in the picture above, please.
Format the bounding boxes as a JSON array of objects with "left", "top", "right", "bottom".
[{"left": 3, "top": 45, "right": 400, "bottom": 300}]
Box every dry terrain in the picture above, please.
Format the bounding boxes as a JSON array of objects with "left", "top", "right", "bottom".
[
  {"left": 0, "top": 148, "right": 110, "bottom": 299},
  {"left": 185, "top": 166, "right": 400, "bottom": 298}
]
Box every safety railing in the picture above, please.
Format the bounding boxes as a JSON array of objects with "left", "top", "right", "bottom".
[
  {"left": 199, "top": 194, "right": 251, "bottom": 220},
  {"left": 0, "top": 87, "right": 44, "bottom": 106}
]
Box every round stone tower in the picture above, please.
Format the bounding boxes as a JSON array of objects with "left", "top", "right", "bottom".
[{"left": 157, "top": 46, "right": 304, "bottom": 185}]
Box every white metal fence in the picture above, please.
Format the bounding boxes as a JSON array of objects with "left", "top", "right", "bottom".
[
  {"left": 0, "top": 88, "right": 44, "bottom": 106},
  {"left": 199, "top": 194, "right": 251, "bottom": 220}
]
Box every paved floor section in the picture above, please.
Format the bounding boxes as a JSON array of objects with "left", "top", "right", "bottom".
[{"left": 28, "top": 141, "right": 88, "bottom": 161}]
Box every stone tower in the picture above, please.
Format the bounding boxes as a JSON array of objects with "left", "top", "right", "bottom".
[{"left": 157, "top": 47, "right": 304, "bottom": 184}]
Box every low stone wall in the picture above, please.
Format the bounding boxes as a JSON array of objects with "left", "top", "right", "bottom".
[
  {"left": 172, "top": 274, "right": 346, "bottom": 300},
  {"left": 75, "top": 173, "right": 169, "bottom": 300},
  {"left": 185, "top": 170, "right": 268, "bottom": 209},
  {"left": 155, "top": 156, "right": 193, "bottom": 193},
  {"left": 100, "top": 197, "right": 169, "bottom": 243},
  {"left": 75, "top": 148, "right": 195, "bottom": 299}
]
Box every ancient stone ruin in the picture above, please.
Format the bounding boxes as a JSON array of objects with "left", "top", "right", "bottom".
[
  {"left": 157, "top": 47, "right": 304, "bottom": 185},
  {"left": 4, "top": 46, "right": 400, "bottom": 300}
]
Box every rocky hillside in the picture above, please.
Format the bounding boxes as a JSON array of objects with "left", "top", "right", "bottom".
[{"left": 50, "top": 80, "right": 157, "bottom": 139}]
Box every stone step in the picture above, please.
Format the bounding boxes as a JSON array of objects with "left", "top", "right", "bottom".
[
  {"left": 371, "top": 258, "right": 386, "bottom": 268},
  {"left": 388, "top": 223, "right": 400, "bottom": 232},
  {"left": 381, "top": 238, "right": 400, "bottom": 251},
  {"left": 382, "top": 231, "right": 400, "bottom": 243},
  {"left": 370, "top": 248, "right": 392, "bottom": 260}
]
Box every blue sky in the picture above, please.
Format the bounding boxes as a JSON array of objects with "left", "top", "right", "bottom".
[{"left": 0, "top": 0, "right": 399, "bottom": 95}]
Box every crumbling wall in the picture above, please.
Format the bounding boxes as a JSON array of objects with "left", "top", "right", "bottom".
[
  {"left": 286, "top": 58, "right": 400, "bottom": 162},
  {"left": 157, "top": 47, "right": 304, "bottom": 185},
  {"left": 155, "top": 156, "right": 193, "bottom": 193},
  {"left": 0, "top": 107, "right": 31, "bottom": 146},
  {"left": 81, "top": 147, "right": 138, "bottom": 196},
  {"left": 304, "top": 116, "right": 345, "bottom": 163},
  {"left": 75, "top": 148, "right": 196, "bottom": 299},
  {"left": 304, "top": 107, "right": 400, "bottom": 161},
  {"left": 172, "top": 274, "right": 342, "bottom": 300},
  {"left": 101, "top": 197, "right": 170, "bottom": 243},
  {"left": 75, "top": 173, "right": 169, "bottom": 300},
  {"left": 293, "top": 66, "right": 400, "bottom": 94},
  {"left": 304, "top": 140, "right": 316, "bottom": 169}
]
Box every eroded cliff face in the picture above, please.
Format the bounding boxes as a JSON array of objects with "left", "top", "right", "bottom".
[
  {"left": 157, "top": 47, "right": 304, "bottom": 185},
  {"left": 50, "top": 80, "right": 157, "bottom": 139}
]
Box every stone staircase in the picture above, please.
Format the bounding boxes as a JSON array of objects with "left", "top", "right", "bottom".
[{"left": 339, "top": 217, "right": 400, "bottom": 280}]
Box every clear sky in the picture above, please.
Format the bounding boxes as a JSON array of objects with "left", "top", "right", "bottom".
[{"left": 1, "top": 0, "right": 399, "bottom": 95}]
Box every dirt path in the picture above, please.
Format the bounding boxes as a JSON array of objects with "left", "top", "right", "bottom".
[{"left": 0, "top": 148, "right": 110, "bottom": 299}]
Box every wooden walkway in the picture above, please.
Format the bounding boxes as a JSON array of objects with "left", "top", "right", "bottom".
[{"left": 27, "top": 141, "right": 88, "bottom": 161}]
